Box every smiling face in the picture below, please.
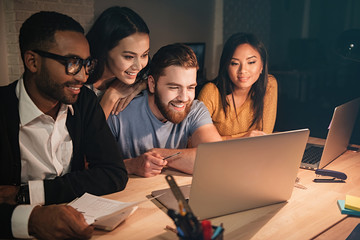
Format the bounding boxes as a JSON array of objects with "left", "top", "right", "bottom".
[
  {"left": 33, "top": 30, "right": 90, "bottom": 105},
  {"left": 148, "top": 65, "right": 197, "bottom": 124},
  {"left": 227, "top": 43, "right": 263, "bottom": 92},
  {"left": 106, "top": 32, "right": 150, "bottom": 85}
]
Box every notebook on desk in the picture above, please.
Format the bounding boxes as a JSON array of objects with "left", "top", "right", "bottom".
[
  {"left": 301, "top": 97, "right": 360, "bottom": 170},
  {"left": 151, "top": 129, "right": 309, "bottom": 220}
]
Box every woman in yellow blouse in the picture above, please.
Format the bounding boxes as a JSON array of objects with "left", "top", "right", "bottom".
[{"left": 198, "top": 32, "right": 277, "bottom": 140}]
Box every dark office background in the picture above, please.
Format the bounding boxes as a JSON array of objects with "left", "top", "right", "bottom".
[
  {"left": 3, "top": 0, "right": 360, "bottom": 144},
  {"left": 96, "top": 0, "right": 360, "bottom": 144},
  {"left": 223, "top": 0, "right": 360, "bottom": 144}
]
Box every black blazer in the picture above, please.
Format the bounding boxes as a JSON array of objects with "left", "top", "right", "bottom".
[{"left": 0, "top": 81, "right": 128, "bottom": 238}]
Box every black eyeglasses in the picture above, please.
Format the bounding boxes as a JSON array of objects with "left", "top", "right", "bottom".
[{"left": 32, "top": 50, "right": 97, "bottom": 75}]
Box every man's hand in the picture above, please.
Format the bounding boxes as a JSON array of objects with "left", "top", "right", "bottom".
[
  {"left": 124, "top": 150, "right": 168, "bottom": 177},
  {"left": 0, "top": 185, "right": 18, "bottom": 205},
  {"left": 28, "top": 205, "right": 93, "bottom": 240}
]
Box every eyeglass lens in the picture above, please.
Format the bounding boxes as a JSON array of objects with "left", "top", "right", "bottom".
[{"left": 67, "top": 58, "right": 96, "bottom": 75}]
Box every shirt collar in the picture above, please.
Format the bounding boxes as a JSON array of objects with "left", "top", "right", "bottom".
[{"left": 16, "top": 77, "right": 74, "bottom": 126}]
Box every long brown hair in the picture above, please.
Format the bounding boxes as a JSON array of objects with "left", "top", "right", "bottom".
[
  {"left": 86, "top": 6, "right": 150, "bottom": 84},
  {"left": 215, "top": 32, "right": 268, "bottom": 130}
]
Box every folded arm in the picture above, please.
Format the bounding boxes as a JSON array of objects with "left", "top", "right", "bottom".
[{"left": 222, "top": 129, "right": 267, "bottom": 140}]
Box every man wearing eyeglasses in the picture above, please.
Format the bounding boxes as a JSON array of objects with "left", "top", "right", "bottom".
[{"left": 0, "top": 11, "right": 128, "bottom": 239}]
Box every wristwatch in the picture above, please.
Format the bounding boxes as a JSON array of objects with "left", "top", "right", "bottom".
[{"left": 16, "top": 184, "right": 30, "bottom": 204}]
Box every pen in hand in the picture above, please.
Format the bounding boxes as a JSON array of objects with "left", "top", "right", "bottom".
[{"left": 163, "top": 152, "right": 181, "bottom": 160}]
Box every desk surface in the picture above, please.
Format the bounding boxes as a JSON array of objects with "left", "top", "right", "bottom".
[{"left": 92, "top": 138, "right": 360, "bottom": 240}]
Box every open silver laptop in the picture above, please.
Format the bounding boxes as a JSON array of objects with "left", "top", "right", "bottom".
[
  {"left": 152, "top": 129, "right": 309, "bottom": 220},
  {"left": 301, "top": 97, "right": 360, "bottom": 170}
]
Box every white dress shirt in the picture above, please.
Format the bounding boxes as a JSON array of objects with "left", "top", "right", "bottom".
[{"left": 11, "top": 78, "right": 74, "bottom": 238}]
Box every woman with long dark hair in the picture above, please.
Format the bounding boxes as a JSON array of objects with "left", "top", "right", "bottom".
[
  {"left": 198, "top": 32, "right": 277, "bottom": 139},
  {"left": 86, "top": 6, "right": 150, "bottom": 118}
]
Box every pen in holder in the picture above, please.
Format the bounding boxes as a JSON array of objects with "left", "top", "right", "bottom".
[{"left": 165, "top": 175, "right": 224, "bottom": 240}]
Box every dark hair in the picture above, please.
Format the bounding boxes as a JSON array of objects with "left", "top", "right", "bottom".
[
  {"left": 149, "top": 43, "right": 198, "bottom": 82},
  {"left": 19, "top": 11, "right": 84, "bottom": 63},
  {"left": 86, "top": 6, "right": 150, "bottom": 84},
  {"left": 215, "top": 32, "right": 269, "bottom": 130}
]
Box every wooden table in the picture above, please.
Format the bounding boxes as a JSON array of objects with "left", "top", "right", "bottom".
[{"left": 92, "top": 138, "right": 360, "bottom": 239}]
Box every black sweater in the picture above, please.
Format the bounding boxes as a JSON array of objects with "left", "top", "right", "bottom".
[{"left": 0, "top": 81, "right": 128, "bottom": 238}]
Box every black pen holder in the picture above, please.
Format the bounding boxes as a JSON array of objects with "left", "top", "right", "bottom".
[{"left": 164, "top": 175, "right": 224, "bottom": 240}]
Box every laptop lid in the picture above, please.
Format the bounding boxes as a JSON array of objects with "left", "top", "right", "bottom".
[
  {"left": 152, "top": 129, "right": 309, "bottom": 220},
  {"left": 302, "top": 97, "right": 360, "bottom": 169},
  {"left": 319, "top": 97, "right": 360, "bottom": 168}
]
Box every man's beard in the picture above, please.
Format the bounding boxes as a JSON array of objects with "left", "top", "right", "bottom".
[
  {"left": 36, "top": 66, "right": 80, "bottom": 105},
  {"left": 154, "top": 88, "right": 192, "bottom": 124}
]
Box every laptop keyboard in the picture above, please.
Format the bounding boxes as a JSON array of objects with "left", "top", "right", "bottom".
[{"left": 302, "top": 146, "right": 324, "bottom": 164}]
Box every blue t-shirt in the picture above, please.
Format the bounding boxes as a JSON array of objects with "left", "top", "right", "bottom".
[{"left": 107, "top": 90, "right": 213, "bottom": 159}]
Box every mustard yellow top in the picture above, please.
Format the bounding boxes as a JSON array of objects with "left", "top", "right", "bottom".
[{"left": 198, "top": 75, "right": 278, "bottom": 139}]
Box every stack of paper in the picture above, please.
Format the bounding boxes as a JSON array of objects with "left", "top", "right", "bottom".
[
  {"left": 337, "top": 195, "right": 360, "bottom": 217},
  {"left": 68, "top": 193, "right": 139, "bottom": 231}
]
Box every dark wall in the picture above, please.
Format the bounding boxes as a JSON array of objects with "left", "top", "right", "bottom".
[
  {"left": 224, "top": 0, "right": 360, "bottom": 144},
  {"left": 270, "top": 1, "right": 360, "bottom": 144}
]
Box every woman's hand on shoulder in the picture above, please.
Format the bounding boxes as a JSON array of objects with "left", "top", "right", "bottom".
[
  {"left": 102, "top": 80, "right": 147, "bottom": 116},
  {"left": 110, "top": 80, "right": 147, "bottom": 114}
]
